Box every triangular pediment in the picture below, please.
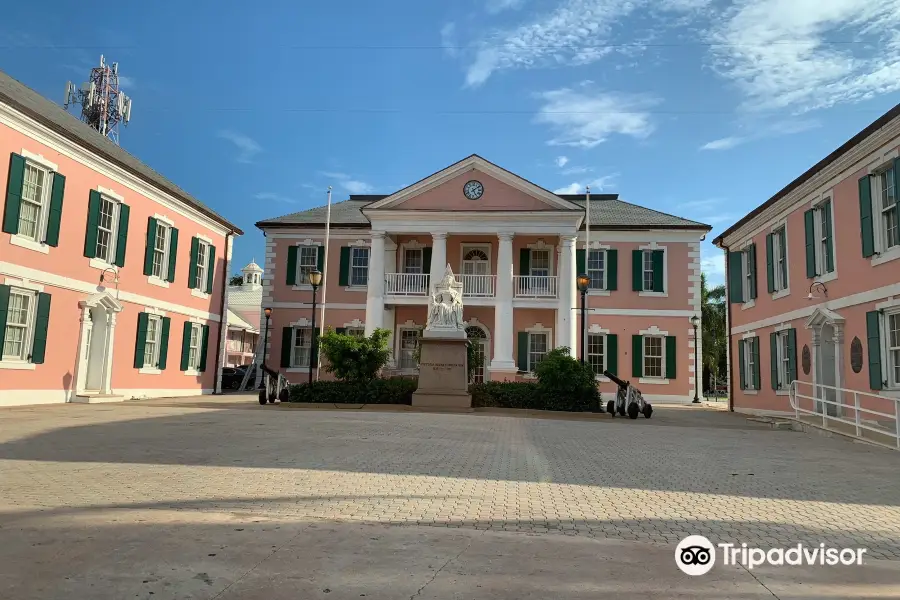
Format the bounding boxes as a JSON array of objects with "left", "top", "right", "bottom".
[
  {"left": 79, "top": 290, "right": 123, "bottom": 312},
  {"left": 363, "top": 155, "right": 582, "bottom": 213},
  {"left": 806, "top": 306, "right": 843, "bottom": 329}
]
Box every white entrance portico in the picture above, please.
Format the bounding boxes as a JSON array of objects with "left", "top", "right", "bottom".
[
  {"left": 806, "top": 306, "right": 845, "bottom": 416},
  {"left": 73, "top": 291, "right": 124, "bottom": 402}
]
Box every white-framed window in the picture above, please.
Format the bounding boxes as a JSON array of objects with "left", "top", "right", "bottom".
[
  {"left": 885, "top": 311, "right": 900, "bottom": 388},
  {"left": 187, "top": 322, "right": 202, "bottom": 370},
  {"left": 2, "top": 289, "right": 36, "bottom": 361},
  {"left": 741, "top": 338, "right": 757, "bottom": 391},
  {"left": 151, "top": 222, "right": 171, "bottom": 280},
  {"left": 587, "top": 333, "right": 605, "bottom": 375},
  {"left": 587, "top": 249, "right": 606, "bottom": 289},
  {"left": 351, "top": 247, "right": 370, "bottom": 286},
  {"left": 774, "top": 330, "right": 791, "bottom": 390},
  {"left": 194, "top": 240, "right": 210, "bottom": 290},
  {"left": 528, "top": 332, "right": 549, "bottom": 371},
  {"left": 143, "top": 314, "right": 162, "bottom": 368},
  {"left": 642, "top": 250, "right": 655, "bottom": 291},
  {"left": 404, "top": 248, "right": 423, "bottom": 274},
  {"left": 95, "top": 195, "right": 120, "bottom": 263},
  {"left": 529, "top": 249, "right": 550, "bottom": 277},
  {"left": 808, "top": 200, "right": 835, "bottom": 276},
  {"left": 741, "top": 248, "right": 752, "bottom": 300},
  {"left": 398, "top": 328, "right": 420, "bottom": 370},
  {"left": 291, "top": 327, "right": 312, "bottom": 368},
  {"left": 772, "top": 226, "right": 788, "bottom": 291},
  {"left": 298, "top": 246, "right": 319, "bottom": 285},
  {"left": 878, "top": 169, "right": 899, "bottom": 250},
  {"left": 17, "top": 161, "right": 52, "bottom": 242},
  {"left": 345, "top": 327, "right": 365, "bottom": 338},
  {"left": 643, "top": 336, "right": 664, "bottom": 378}
]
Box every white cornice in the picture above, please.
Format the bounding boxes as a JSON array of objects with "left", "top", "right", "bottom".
[
  {"left": 0, "top": 103, "right": 233, "bottom": 237},
  {"left": 367, "top": 211, "right": 582, "bottom": 235}
]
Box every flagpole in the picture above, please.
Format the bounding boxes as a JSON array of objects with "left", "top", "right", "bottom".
[
  {"left": 585, "top": 184, "right": 591, "bottom": 259},
  {"left": 316, "top": 186, "right": 332, "bottom": 381}
]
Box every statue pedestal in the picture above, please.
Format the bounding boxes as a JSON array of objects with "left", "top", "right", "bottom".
[{"left": 412, "top": 337, "right": 472, "bottom": 411}]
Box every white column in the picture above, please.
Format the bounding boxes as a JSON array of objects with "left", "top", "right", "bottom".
[
  {"left": 430, "top": 232, "right": 448, "bottom": 288},
  {"left": 74, "top": 305, "right": 92, "bottom": 396},
  {"left": 382, "top": 236, "right": 397, "bottom": 364},
  {"left": 102, "top": 311, "right": 118, "bottom": 394},
  {"left": 491, "top": 232, "right": 516, "bottom": 372},
  {"left": 365, "top": 232, "right": 386, "bottom": 335},
  {"left": 557, "top": 235, "right": 577, "bottom": 357}
]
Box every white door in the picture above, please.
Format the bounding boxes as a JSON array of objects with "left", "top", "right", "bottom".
[
  {"left": 817, "top": 325, "right": 838, "bottom": 416},
  {"left": 466, "top": 326, "right": 489, "bottom": 383},
  {"left": 85, "top": 307, "right": 107, "bottom": 391},
  {"left": 462, "top": 248, "right": 490, "bottom": 296}
]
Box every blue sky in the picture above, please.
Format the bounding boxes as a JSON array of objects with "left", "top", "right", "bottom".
[{"left": 3, "top": 0, "right": 900, "bottom": 285}]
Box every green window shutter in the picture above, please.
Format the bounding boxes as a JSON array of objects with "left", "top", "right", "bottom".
[
  {"left": 765, "top": 233, "right": 775, "bottom": 293},
  {"left": 338, "top": 247, "right": 351, "bottom": 286},
  {"left": 286, "top": 245, "right": 299, "bottom": 285},
  {"left": 632, "top": 335, "right": 643, "bottom": 377},
  {"left": 84, "top": 190, "right": 102, "bottom": 258},
  {"left": 631, "top": 250, "right": 643, "bottom": 291},
  {"left": 804, "top": 209, "right": 816, "bottom": 277},
  {"left": 0, "top": 285, "right": 9, "bottom": 354},
  {"left": 606, "top": 334, "right": 618, "bottom": 376},
  {"left": 188, "top": 237, "right": 199, "bottom": 289},
  {"left": 738, "top": 340, "right": 746, "bottom": 390},
  {"left": 665, "top": 335, "right": 676, "bottom": 379},
  {"left": 423, "top": 247, "right": 433, "bottom": 275},
  {"left": 787, "top": 328, "right": 797, "bottom": 385},
  {"left": 316, "top": 245, "right": 325, "bottom": 274},
  {"left": 751, "top": 337, "right": 761, "bottom": 390},
  {"left": 859, "top": 175, "right": 875, "bottom": 258},
  {"left": 44, "top": 172, "right": 65, "bottom": 246},
  {"left": 778, "top": 229, "right": 788, "bottom": 287},
  {"left": 517, "top": 332, "right": 528, "bottom": 371},
  {"left": 206, "top": 245, "right": 216, "bottom": 293},
  {"left": 143, "top": 217, "right": 158, "bottom": 275},
  {"left": 158, "top": 317, "right": 171, "bottom": 370},
  {"left": 822, "top": 200, "right": 834, "bottom": 273},
  {"left": 728, "top": 251, "right": 744, "bottom": 303},
  {"left": 167, "top": 228, "right": 179, "bottom": 283},
  {"left": 748, "top": 244, "right": 758, "bottom": 300},
  {"left": 607, "top": 249, "right": 618, "bottom": 291},
  {"left": 281, "top": 327, "right": 293, "bottom": 368},
  {"left": 311, "top": 327, "right": 321, "bottom": 367},
  {"left": 198, "top": 324, "right": 210, "bottom": 372},
  {"left": 29, "top": 292, "right": 51, "bottom": 364},
  {"left": 519, "top": 249, "right": 530, "bottom": 276},
  {"left": 576, "top": 249, "right": 586, "bottom": 275},
  {"left": 652, "top": 250, "right": 664, "bottom": 292},
  {"left": 770, "top": 332, "right": 779, "bottom": 390},
  {"left": 866, "top": 311, "right": 883, "bottom": 390},
  {"left": 2, "top": 153, "right": 25, "bottom": 234},
  {"left": 114, "top": 203, "right": 129, "bottom": 267},
  {"left": 133, "top": 312, "right": 149, "bottom": 368},
  {"left": 180, "top": 321, "right": 192, "bottom": 371}
]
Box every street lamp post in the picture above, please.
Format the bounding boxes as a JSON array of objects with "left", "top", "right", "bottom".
[
  {"left": 262, "top": 307, "right": 272, "bottom": 368},
  {"left": 576, "top": 273, "right": 590, "bottom": 365},
  {"left": 691, "top": 314, "right": 700, "bottom": 403},
  {"left": 308, "top": 269, "right": 323, "bottom": 385}
]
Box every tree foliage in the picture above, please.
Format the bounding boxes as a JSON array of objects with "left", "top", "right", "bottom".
[
  {"left": 701, "top": 272, "right": 727, "bottom": 388},
  {"left": 318, "top": 328, "right": 392, "bottom": 383},
  {"left": 229, "top": 274, "right": 244, "bottom": 286},
  {"left": 533, "top": 347, "right": 600, "bottom": 411}
]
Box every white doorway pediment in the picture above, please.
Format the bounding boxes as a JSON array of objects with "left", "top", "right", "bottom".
[
  {"left": 805, "top": 306, "right": 843, "bottom": 329},
  {"left": 79, "top": 291, "right": 124, "bottom": 313}
]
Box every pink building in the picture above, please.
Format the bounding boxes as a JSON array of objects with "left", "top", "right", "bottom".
[
  {"left": 0, "top": 70, "right": 242, "bottom": 406},
  {"left": 714, "top": 102, "right": 900, "bottom": 418},
  {"left": 256, "top": 155, "right": 710, "bottom": 404}
]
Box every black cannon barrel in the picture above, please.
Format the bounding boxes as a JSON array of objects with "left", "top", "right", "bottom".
[{"left": 603, "top": 370, "right": 629, "bottom": 389}]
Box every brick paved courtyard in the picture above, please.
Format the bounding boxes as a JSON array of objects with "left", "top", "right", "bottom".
[{"left": 1, "top": 398, "right": 899, "bottom": 598}]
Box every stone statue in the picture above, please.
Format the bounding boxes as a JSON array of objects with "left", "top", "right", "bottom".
[{"left": 426, "top": 264, "right": 464, "bottom": 332}]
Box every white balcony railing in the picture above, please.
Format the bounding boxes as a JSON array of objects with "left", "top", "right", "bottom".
[
  {"left": 461, "top": 274, "right": 496, "bottom": 297},
  {"left": 513, "top": 275, "right": 558, "bottom": 298},
  {"left": 385, "top": 273, "right": 430, "bottom": 296}
]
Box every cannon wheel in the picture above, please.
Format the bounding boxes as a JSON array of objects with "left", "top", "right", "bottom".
[
  {"left": 627, "top": 402, "right": 639, "bottom": 419},
  {"left": 642, "top": 404, "right": 653, "bottom": 419},
  {"left": 258, "top": 389, "right": 267, "bottom": 405},
  {"left": 617, "top": 403, "right": 626, "bottom": 417},
  {"left": 606, "top": 400, "right": 615, "bottom": 416}
]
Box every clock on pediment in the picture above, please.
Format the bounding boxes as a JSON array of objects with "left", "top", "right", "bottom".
[{"left": 463, "top": 180, "right": 484, "bottom": 200}]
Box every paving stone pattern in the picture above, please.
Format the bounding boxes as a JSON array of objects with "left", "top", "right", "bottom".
[{"left": 1, "top": 402, "right": 899, "bottom": 561}]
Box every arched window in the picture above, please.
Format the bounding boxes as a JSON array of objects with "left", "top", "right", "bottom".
[{"left": 464, "top": 249, "right": 488, "bottom": 261}]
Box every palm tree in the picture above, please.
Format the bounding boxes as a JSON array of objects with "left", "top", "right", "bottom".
[{"left": 700, "top": 273, "right": 727, "bottom": 393}]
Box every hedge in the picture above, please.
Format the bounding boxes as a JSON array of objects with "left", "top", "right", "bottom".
[
  {"left": 288, "top": 377, "right": 417, "bottom": 404},
  {"left": 470, "top": 381, "right": 599, "bottom": 412}
]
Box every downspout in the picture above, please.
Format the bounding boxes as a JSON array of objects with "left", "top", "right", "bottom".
[
  {"left": 213, "top": 230, "right": 234, "bottom": 394},
  {"left": 721, "top": 242, "right": 734, "bottom": 412}
]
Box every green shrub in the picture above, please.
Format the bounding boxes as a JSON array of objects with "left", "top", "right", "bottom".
[
  {"left": 288, "top": 377, "right": 417, "bottom": 404},
  {"left": 533, "top": 347, "right": 601, "bottom": 411},
  {"left": 318, "top": 328, "right": 392, "bottom": 382},
  {"left": 470, "top": 381, "right": 540, "bottom": 409}
]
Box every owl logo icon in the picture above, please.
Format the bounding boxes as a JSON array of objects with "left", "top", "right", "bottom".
[{"left": 675, "top": 535, "right": 716, "bottom": 576}]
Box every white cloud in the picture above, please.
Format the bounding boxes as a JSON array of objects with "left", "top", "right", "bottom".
[
  {"left": 700, "top": 136, "right": 745, "bottom": 151},
  {"left": 677, "top": 198, "right": 724, "bottom": 211},
  {"left": 319, "top": 171, "right": 374, "bottom": 194},
  {"left": 117, "top": 75, "right": 137, "bottom": 88},
  {"left": 218, "top": 130, "right": 261, "bottom": 163},
  {"left": 658, "top": 0, "right": 712, "bottom": 10},
  {"left": 701, "top": 243, "right": 726, "bottom": 284},
  {"left": 485, "top": 0, "right": 525, "bottom": 14},
  {"left": 254, "top": 192, "right": 297, "bottom": 204},
  {"left": 440, "top": 23, "right": 458, "bottom": 57},
  {"left": 698, "top": 213, "right": 740, "bottom": 226},
  {"left": 709, "top": 0, "right": 900, "bottom": 113},
  {"left": 553, "top": 174, "right": 617, "bottom": 194},
  {"left": 319, "top": 171, "right": 350, "bottom": 180},
  {"left": 535, "top": 86, "right": 660, "bottom": 148},
  {"left": 699, "top": 119, "right": 820, "bottom": 150},
  {"left": 561, "top": 165, "right": 593, "bottom": 175},
  {"left": 555, "top": 156, "right": 569, "bottom": 168}
]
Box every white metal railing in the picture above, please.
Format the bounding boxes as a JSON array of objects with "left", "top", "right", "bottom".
[
  {"left": 513, "top": 275, "right": 558, "bottom": 298},
  {"left": 461, "top": 274, "right": 496, "bottom": 297},
  {"left": 789, "top": 380, "right": 900, "bottom": 449},
  {"left": 385, "top": 273, "right": 430, "bottom": 296},
  {"left": 227, "top": 339, "right": 254, "bottom": 353}
]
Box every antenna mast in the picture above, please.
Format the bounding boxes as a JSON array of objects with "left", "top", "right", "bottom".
[{"left": 64, "top": 55, "right": 132, "bottom": 145}]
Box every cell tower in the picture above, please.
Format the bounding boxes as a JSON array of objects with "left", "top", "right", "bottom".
[{"left": 64, "top": 55, "right": 133, "bottom": 145}]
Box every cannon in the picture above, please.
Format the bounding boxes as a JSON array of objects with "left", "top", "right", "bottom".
[{"left": 603, "top": 370, "right": 653, "bottom": 419}]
